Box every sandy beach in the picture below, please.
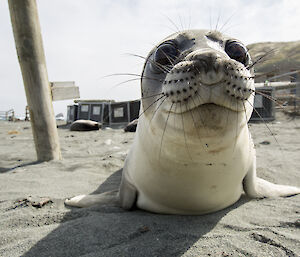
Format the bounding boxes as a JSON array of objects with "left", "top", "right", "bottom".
[{"left": 0, "top": 112, "right": 299, "bottom": 257}]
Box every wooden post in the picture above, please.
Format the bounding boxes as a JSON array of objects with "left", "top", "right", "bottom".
[{"left": 8, "top": 0, "right": 61, "bottom": 161}]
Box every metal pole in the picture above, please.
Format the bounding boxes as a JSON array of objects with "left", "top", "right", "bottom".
[{"left": 8, "top": 0, "right": 61, "bottom": 161}]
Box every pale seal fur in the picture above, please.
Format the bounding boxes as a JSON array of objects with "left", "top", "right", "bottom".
[{"left": 65, "top": 29, "right": 300, "bottom": 214}]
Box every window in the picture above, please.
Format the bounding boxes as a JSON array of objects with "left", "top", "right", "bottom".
[
  {"left": 114, "top": 107, "right": 124, "bottom": 118},
  {"left": 93, "top": 106, "right": 101, "bottom": 115},
  {"left": 81, "top": 104, "right": 89, "bottom": 112},
  {"left": 254, "top": 95, "right": 263, "bottom": 108}
]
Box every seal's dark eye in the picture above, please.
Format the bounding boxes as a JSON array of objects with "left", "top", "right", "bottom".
[
  {"left": 153, "top": 42, "right": 178, "bottom": 67},
  {"left": 225, "top": 41, "right": 249, "bottom": 66}
]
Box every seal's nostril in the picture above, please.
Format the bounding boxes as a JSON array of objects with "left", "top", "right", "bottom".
[{"left": 177, "top": 90, "right": 181, "bottom": 95}]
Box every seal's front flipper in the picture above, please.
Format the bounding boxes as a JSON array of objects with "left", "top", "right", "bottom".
[
  {"left": 65, "top": 190, "right": 119, "bottom": 208},
  {"left": 243, "top": 161, "right": 300, "bottom": 198},
  {"left": 119, "top": 173, "right": 137, "bottom": 210}
]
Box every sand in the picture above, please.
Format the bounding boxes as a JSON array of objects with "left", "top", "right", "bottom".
[{"left": 0, "top": 113, "right": 299, "bottom": 257}]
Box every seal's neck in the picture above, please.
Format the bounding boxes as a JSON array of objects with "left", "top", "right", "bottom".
[{"left": 136, "top": 112, "right": 251, "bottom": 163}]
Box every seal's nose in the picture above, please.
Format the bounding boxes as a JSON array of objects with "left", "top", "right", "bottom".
[
  {"left": 183, "top": 50, "right": 225, "bottom": 85},
  {"left": 186, "top": 49, "right": 226, "bottom": 74}
]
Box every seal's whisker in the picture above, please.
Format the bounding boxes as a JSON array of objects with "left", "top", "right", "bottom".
[
  {"left": 242, "top": 101, "right": 252, "bottom": 155},
  {"left": 209, "top": 6, "right": 212, "bottom": 31},
  {"left": 187, "top": 9, "right": 192, "bottom": 31},
  {"left": 140, "top": 92, "right": 164, "bottom": 100},
  {"left": 242, "top": 101, "right": 249, "bottom": 125},
  {"left": 173, "top": 102, "right": 178, "bottom": 129},
  {"left": 253, "top": 90, "right": 284, "bottom": 109},
  {"left": 138, "top": 95, "right": 166, "bottom": 120},
  {"left": 252, "top": 69, "right": 277, "bottom": 80},
  {"left": 251, "top": 90, "right": 298, "bottom": 127},
  {"left": 218, "top": 11, "right": 237, "bottom": 33},
  {"left": 194, "top": 91, "right": 209, "bottom": 137},
  {"left": 252, "top": 90, "right": 298, "bottom": 123},
  {"left": 220, "top": 94, "right": 232, "bottom": 146},
  {"left": 246, "top": 99, "right": 282, "bottom": 150},
  {"left": 103, "top": 73, "right": 160, "bottom": 81},
  {"left": 232, "top": 100, "right": 239, "bottom": 153},
  {"left": 180, "top": 103, "right": 193, "bottom": 160},
  {"left": 186, "top": 101, "right": 205, "bottom": 150},
  {"left": 159, "top": 103, "right": 174, "bottom": 160},
  {"left": 247, "top": 49, "right": 277, "bottom": 69},
  {"left": 214, "top": 9, "right": 222, "bottom": 31},
  {"left": 149, "top": 96, "right": 167, "bottom": 126},
  {"left": 129, "top": 53, "right": 170, "bottom": 73},
  {"left": 129, "top": 53, "right": 169, "bottom": 73},
  {"left": 161, "top": 51, "right": 176, "bottom": 67},
  {"left": 151, "top": 60, "right": 172, "bottom": 73},
  {"left": 111, "top": 78, "right": 155, "bottom": 89},
  {"left": 178, "top": 14, "right": 184, "bottom": 31},
  {"left": 251, "top": 91, "right": 277, "bottom": 120},
  {"left": 190, "top": 96, "right": 205, "bottom": 128},
  {"left": 162, "top": 14, "right": 181, "bottom": 33}
]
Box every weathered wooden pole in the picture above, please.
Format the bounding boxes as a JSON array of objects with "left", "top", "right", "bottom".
[{"left": 8, "top": 0, "right": 61, "bottom": 161}]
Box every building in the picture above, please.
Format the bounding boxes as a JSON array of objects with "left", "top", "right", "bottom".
[{"left": 67, "top": 99, "right": 140, "bottom": 128}]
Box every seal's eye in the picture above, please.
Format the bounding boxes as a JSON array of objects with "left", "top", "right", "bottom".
[
  {"left": 151, "top": 42, "right": 179, "bottom": 72},
  {"left": 225, "top": 41, "right": 249, "bottom": 66}
]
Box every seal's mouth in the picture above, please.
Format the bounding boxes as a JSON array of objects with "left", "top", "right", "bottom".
[
  {"left": 164, "top": 96, "right": 246, "bottom": 115},
  {"left": 168, "top": 102, "right": 237, "bottom": 115}
]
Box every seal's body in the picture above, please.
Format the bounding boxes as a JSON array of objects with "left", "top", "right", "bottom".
[
  {"left": 65, "top": 30, "right": 300, "bottom": 214},
  {"left": 124, "top": 106, "right": 253, "bottom": 214},
  {"left": 70, "top": 120, "right": 101, "bottom": 131}
]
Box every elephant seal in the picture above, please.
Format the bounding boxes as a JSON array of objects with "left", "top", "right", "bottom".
[
  {"left": 70, "top": 120, "right": 101, "bottom": 131},
  {"left": 124, "top": 119, "right": 138, "bottom": 132},
  {"left": 65, "top": 29, "right": 300, "bottom": 214}
]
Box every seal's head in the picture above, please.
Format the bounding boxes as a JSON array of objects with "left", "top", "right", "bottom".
[{"left": 141, "top": 30, "right": 255, "bottom": 143}]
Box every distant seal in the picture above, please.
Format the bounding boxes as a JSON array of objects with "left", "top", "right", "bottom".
[
  {"left": 70, "top": 120, "right": 101, "bottom": 131},
  {"left": 65, "top": 29, "right": 300, "bottom": 214},
  {"left": 124, "top": 119, "right": 138, "bottom": 132}
]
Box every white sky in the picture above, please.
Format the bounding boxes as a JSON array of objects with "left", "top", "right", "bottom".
[{"left": 0, "top": 0, "right": 299, "bottom": 117}]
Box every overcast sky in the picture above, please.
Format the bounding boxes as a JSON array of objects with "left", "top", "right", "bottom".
[{"left": 0, "top": 0, "right": 299, "bottom": 117}]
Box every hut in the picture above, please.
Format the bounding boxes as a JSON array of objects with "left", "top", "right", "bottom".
[
  {"left": 68, "top": 99, "right": 140, "bottom": 128},
  {"left": 249, "top": 87, "right": 275, "bottom": 122},
  {"left": 66, "top": 105, "right": 78, "bottom": 123}
]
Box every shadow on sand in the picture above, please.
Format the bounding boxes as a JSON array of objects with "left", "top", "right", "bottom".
[
  {"left": 0, "top": 161, "right": 41, "bottom": 173},
  {"left": 22, "top": 169, "right": 249, "bottom": 257}
]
